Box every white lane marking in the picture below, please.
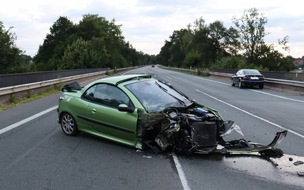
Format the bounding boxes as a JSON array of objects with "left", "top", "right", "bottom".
[
  {"left": 2, "top": 101, "right": 190, "bottom": 189},
  {"left": 0, "top": 106, "right": 58, "bottom": 135},
  {"left": 250, "top": 90, "right": 304, "bottom": 103},
  {"left": 195, "top": 89, "right": 304, "bottom": 139},
  {"left": 1, "top": 104, "right": 191, "bottom": 190},
  {"left": 172, "top": 153, "right": 191, "bottom": 190}
]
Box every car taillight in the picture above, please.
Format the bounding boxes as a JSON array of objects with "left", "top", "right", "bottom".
[{"left": 242, "top": 76, "right": 249, "bottom": 80}]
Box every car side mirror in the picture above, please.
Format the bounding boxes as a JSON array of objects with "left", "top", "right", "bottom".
[
  {"left": 62, "top": 81, "right": 82, "bottom": 92},
  {"left": 118, "top": 104, "right": 134, "bottom": 113}
]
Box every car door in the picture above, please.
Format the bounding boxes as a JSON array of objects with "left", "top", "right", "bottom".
[{"left": 81, "top": 83, "right": 138, "bottom": 145}]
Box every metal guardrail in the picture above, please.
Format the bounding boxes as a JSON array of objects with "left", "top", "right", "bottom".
[
  {"left": 265, "top": 78, "right": 304, "bottom": 87},
  {"left": 1, "top": 67, "right": 303, "bottom": 106},
  {"left": 0, "top": 67, "right": 134, "bottom": 106},
  {"left": 208, "top": 69, "right": 304, "bottom": 81},
  {"left": 209, "top": 71, "right": 304, "bottom": 86},
  {"left": 162, "top": 66, "right": 304, "bottom": 95},
  {"left": 0, "top": 71, "right": 109, "bottom": 106},
  {"left": 0, "top": 68, "right": 108, "bottom": 88},
  {"left": 0, "top": 71, "right": 104, "bottom": 96}
]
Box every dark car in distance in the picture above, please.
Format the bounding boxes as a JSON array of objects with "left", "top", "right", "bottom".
[{"left": 231, "top": 69, "right": 264, "bottom": 89}]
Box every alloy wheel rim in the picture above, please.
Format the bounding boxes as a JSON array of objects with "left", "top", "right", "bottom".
[{"left": 62, "top": 114, "right": 74, "bottom": 134}]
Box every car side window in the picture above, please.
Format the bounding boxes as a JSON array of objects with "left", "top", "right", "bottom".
[
  {"left": 83, "top": 84, "right": 131, "bottom": 109},
  {"left": 82, "top": 85, "right": 96, "bottom": 101}
]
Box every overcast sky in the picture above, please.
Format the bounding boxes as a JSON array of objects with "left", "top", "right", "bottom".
[{"left": 1, "top": 0, "right": 303, "bottom": 58}]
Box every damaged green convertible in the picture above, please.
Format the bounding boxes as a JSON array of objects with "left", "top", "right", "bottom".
[{"left": 57, "top": 74, "right": 287, "bottom": 156}]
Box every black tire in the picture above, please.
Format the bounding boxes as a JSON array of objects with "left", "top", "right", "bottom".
[
  {"left": 238, "top": 80, "right": 243, "bottom": 88},
  {"left": 259, "top": 84, "right": 264, "bottom": 89},
  {"left": 231, "top": 79, "right": 235, "bottom": 86},
  {"left": 60, "top": 113, "right": 79, "bottom": 136}
]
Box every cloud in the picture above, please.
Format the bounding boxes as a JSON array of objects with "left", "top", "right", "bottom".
[{"left": 1, "top": 0, "right": 303, "bottom": 57}]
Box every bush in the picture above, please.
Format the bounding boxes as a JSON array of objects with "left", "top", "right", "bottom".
[
  {"left": 197, "top": 69, "right": 210, "bottom": 76},
  {"left": 211, "top": 56, "right": 244, "bottom": 69}
]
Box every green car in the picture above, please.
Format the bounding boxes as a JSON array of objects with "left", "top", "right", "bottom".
[{"left": 57, "top": 74, "right": 287, "bottom": 155}]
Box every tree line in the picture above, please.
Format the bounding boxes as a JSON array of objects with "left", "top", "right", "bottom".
[
  {"left": 157, "top": 8, "right": 295, "bottom": 71},
  {"left": 0, "top": 14, "right": 155, "bottom": 74},
  {"left": 0, "top": 8, "right": 298, "bottom": 74}
]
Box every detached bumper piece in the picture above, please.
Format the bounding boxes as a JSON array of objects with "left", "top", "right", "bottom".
[{"left": 217, "top": 130, "right": 288, "bottom": 157}]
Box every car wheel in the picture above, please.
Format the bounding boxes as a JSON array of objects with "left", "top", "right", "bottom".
[
  {"left": 231, "top": 79, "right": 235, "bottom": 86},
  {"left": 259, "top": 84, "right": 264, "bottom": 89},
  {"left": 238, "top": 80, "right": 243, "bottom": 88},
  {"left": 60, "top": 113, "right": 79, "bottom": 136}
]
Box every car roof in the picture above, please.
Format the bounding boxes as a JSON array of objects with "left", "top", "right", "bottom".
[{"left": 91, "top": 74, "right": 152, "bottom": 85}]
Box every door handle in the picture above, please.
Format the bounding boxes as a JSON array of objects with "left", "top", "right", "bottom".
[{"left": 92, "top": 109, "right": 96, "bottom": 114}]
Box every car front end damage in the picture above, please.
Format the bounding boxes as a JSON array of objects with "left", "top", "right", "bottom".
[{"left": 138, "top": 102, "right": 288, "bottom": 157}]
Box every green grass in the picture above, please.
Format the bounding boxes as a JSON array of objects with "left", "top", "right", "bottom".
[
  {"left": 160, "top": 66, "right": 210, "bottom": 77},
  {"left": 0, "top": 84, "right": 63, "bottom": 111}
]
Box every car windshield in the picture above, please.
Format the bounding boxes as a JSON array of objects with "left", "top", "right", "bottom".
[
  {"left": 125, "top": 79, "right": 192, "bottom": 112},
  {"left": 244, "top": 70, "right": 261, "bottom": 75}
]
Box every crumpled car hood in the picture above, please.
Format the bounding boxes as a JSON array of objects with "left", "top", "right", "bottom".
[{"left": 137, "top": 102, "right": 287, "bottom": 158}]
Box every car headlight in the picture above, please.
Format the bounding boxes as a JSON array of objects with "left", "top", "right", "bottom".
[{"left": 59, "top": 95, "right": 65, "bottom": 101}]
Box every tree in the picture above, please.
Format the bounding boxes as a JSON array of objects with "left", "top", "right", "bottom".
[
  {"left": 0, "top": 21, "right": 23, "bottom": 73},
  {"left": 232, "top": 8, "right": 268, "bottom": 65},
  {"left": 78, "top": 14, "right": 108, "bottom": 41},
  {"left": 86, "top": 37, "right": 109, "bottom": 68},
  {"left": 278, "top": 36, "right": 290, "bottom": 53},
  {"left": 184, "top": 50, "right": 200, "bottom": 68},
  {"left": 232, "top": 8, "right": 292, "bottom": 71},
  {"left": 168, "top": 29, "right": 189, "bottom": 67},
  {"left": 158, "top": 17, "right": 237, "bottom": 68},
  {"left": 157, "top": 40, "right": 172, "bottom": 66},
  {"left": 258, "top": 44, "right": 293, "bottom": 71},
  {"left": 191, "top": 18, "right": 215, "bottom": 68},
  {"left": 208, "top": 21, "right": 227, "bottom": 56},
  {"left": 33, "top": 16, "right": 76, "bottom": 70},
  {"left": 60, "top": 36, "right": 121, "bottom": 70},
  {"left": 223, "top": 27, "right": 240, "bottom": 56},
  {"left": 78, "top": 15, "right": 124, "bottom": 52},
  {"left": 60, "top": 38, "right": 88, "bottom": 69}
]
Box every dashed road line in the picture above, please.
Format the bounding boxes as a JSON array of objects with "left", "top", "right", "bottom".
[
  {"left": 0, "top": 106, "right": 58, "bottom": 135},
  {"left": 195, "top": 89, "right": 304, "bottom": 139}
]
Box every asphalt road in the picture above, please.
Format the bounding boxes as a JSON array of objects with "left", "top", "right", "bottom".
[{"left": 1, "top": 66, "right": 304, "bottom": 190}]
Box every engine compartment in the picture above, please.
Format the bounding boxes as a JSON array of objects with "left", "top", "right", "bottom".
[{"left": 140, "top": 104, "right": 287, "bottom": 157}]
